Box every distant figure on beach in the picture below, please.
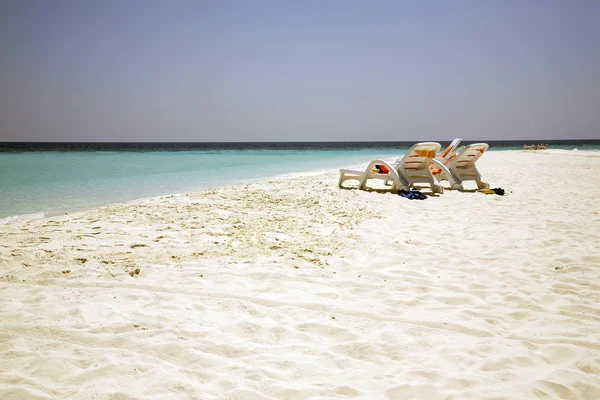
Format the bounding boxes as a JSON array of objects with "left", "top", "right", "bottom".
[{"left": 523, "top": 144, "right": 548, "bottom": 150}]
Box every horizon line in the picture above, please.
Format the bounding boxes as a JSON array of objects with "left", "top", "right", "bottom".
[{"left": 1, "top": 139, "right": 597, "bottom": 144}]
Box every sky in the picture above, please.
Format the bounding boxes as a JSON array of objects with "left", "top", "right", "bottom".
[{"left": 0, "top": 0, "right": 599, "bottom": 142}]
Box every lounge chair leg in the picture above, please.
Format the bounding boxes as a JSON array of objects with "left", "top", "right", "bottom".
[
  {"left": 477, "top": 180, "right": 490, "bottom": 190},
  {"left": 475, "top": 171, "right": 490, "bottom": 189}
]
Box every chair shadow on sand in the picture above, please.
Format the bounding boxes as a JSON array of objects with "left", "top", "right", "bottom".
[{"left": 338, "top": 182, "right": 443, "bottom": 197}]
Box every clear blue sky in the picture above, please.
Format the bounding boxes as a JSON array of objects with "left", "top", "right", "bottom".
[{"left": 1, "top": 0, "right": 599, "bottom": 142}]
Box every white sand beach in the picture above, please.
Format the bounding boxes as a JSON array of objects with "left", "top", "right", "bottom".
[{"left": 1, "top": 150, "right": 600, "bottom": 400}]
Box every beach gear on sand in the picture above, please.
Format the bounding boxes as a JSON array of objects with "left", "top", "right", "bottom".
[
  {"left": 435, "top": 143, "right": 490, "bottom": 190},
  {"left": 429, "top": 138, "right": 464, "bottom": 190},
  {"left": 338, "top": 142, "right": 445, "bottom": 194},
  {"left": 479, "top": 187, "right": 505, "bottom": 196},
  {"left": 338, "top": 159, "right": 405, "bottom": 192},
  {"left": 399, "top": 189, "right": 427, "bottom": 200},
  {"left": 439, "top": 138, "right": 463, "bottom": 159},
  {"left": 394, "top": 142, "right": 444, "bottom": 194}
]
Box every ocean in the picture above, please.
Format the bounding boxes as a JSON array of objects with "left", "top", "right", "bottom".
[{"left": 1, "top": 140, "right": 599, "bottom": 224}]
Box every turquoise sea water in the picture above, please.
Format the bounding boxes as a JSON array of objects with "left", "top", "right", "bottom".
[
  {"left": 0, "top": 148, "right": 403, "bottom": 223},
  {"left": 1, "top": 140, "right": 599, "bottom": 224}
]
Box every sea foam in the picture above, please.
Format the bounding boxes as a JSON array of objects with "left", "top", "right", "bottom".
[{"left": 0, "top": 211, "right": 45, "bottom": 226}]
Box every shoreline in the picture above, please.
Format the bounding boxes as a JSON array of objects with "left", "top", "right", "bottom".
[
  {"left": 0, "top": 152, "right": 397, "bottom": 226},
  {"left": 2, "top": 148, "right": 596, "bottom": 227},
  {"left": 1, "top": 150, "right": 600, "bottom": 399},
  {"left": 2, "top": 148, "right": 597, "bottom": 226}
]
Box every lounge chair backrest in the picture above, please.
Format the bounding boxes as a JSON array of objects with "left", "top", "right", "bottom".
[
  {"left": 439, "top": 138, "right": 462, "bottom": 160},
  {"left": 397, "top": 142, "right": 441, "bottom": 171},
  {"left": 453, "top": 143, "right": 489, "bottom": 169}
]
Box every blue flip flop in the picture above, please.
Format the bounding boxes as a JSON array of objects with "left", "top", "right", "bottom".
[{"left": 399, "top": 189, "right": 427, "bottom": 200}]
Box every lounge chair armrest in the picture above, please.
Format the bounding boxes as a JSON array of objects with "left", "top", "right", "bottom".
[
  {"left": 430, "top": 158, "right": 447, "bottom": 170},
  {"left": 430, "top": 159, "right": 463, "bottom": 190}
]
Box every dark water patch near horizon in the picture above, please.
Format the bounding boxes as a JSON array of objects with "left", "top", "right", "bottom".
[{"left": 1, "top": 139, "right": 599, "bottom": 153}]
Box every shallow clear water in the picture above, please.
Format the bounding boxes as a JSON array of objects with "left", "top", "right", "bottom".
[
  {"left": 0, "top": 148, "right": 403, "bottom": 222},
  {"left": 2, "top": 140, "right": 599, "bottom": 224}
]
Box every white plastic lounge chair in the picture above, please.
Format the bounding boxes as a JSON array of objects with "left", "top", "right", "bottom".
[
  {"left": 439, "top": 138, "right": 462, "bottom": 161},
  {"left": 429, "top": 138, "right": 465, "bottom": 190},
  {"left": 338, "top": 159, "right": 405, "bottom": 192},
  {"left": 441, "top": 143, "right": 490, "bottom": 189},
  {"left": 394, "top": 142, "right": 444, "bottom": 194},
  {"left": 338, "top": 142, "right": 444, "bottom": 194}
]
